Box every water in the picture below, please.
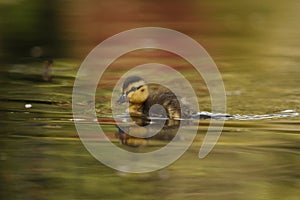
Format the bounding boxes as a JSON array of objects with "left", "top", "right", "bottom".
[
  {"left": 1, "top": 58, "right": 299, "bottom": 199},
  {"left": 1, "top": 1, "right": 300, "bottom": 200}
]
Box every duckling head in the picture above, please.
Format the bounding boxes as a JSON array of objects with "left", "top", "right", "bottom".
[{"left": 117, "top": 76, "right": 149, "bottom": 104}]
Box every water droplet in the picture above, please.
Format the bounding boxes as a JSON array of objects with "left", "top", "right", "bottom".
[{"left": 25, "top": 104, "right": 32, "bottom": 109}]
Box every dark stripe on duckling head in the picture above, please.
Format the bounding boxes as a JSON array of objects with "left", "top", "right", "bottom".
[
  {"left": 126, "top": 85, "right": 143, "bottom": 95},
  {"left": 122, "top": 76, "right": 145, "bottom": 90}
]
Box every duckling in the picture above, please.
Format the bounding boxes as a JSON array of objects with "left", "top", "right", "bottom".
[{"left": 117, "top": 76, "right": 193, "bottom": 119}]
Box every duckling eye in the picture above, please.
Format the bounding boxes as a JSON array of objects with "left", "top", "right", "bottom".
[{"left": 141, "top": 88, "right": 145, "bottom": 92}]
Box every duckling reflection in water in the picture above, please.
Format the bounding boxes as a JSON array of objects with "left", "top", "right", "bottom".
[
  {"left": 116, "top": 76, "right": 194, "bottom": 146},
  {"left": 117, "top": 120, "right": 180, "bottom": 147}
]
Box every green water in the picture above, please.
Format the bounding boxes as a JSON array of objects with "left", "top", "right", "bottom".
[
  {"left": 1, "top": 1, "right": 300, "bottom": 200},
  {"left": 1, "top": 59, "right": 299, "bottom": 200}
]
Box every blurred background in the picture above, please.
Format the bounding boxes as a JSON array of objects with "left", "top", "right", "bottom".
[
  {"left": 0, "top": 0, "right": 299, "bottom": 200},
  {"left": 2, "top": 0, "right": 299, "bottom": 62}
]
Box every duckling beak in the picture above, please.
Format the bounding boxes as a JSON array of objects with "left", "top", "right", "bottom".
[{"left": 117, "top": 94, "right": 127, "bottom": 104}]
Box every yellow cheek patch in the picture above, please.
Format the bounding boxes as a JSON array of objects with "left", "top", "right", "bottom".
[
  {"left": 128, "top": 85, "right": 149, "bottom": 104},
  {"left": 127, "top": 92, "right": 133, "bottom": 99}
]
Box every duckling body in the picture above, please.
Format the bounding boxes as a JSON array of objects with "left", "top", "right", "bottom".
[
  {"left": 142, "top": 85, "right": 182, "bottom": 118},
  {"left": 117, "top": 76, "right": 193, "bottom": 119}
]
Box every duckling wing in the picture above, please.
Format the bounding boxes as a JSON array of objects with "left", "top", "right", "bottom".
[{"left": 143, "top": 89, "right": 182, "bottom": 118}]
